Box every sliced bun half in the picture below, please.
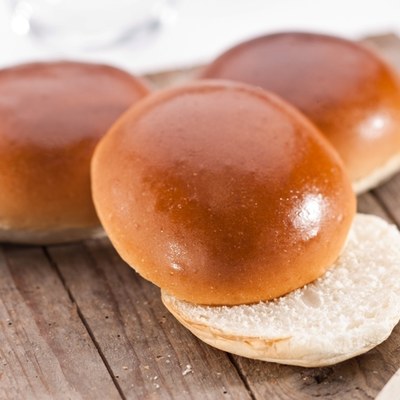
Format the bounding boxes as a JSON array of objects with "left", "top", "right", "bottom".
[{"left": 162, "top": 214, "right": 400, "bottom": 367}]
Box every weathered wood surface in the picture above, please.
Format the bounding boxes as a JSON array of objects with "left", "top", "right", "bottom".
[
  {"left": 0, "top": 246, "right": 121, "bottom": 400},
  {"left": 46, "top": 241, "right": 252, "bottom": 400},
  {"left": 2, "top": 34, "right": 400, "bottom": 399}
]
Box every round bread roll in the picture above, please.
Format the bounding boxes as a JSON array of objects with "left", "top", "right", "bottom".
[
  {"left": 92, "top": 80, "right": 355, "bottom": 306},
  {"left": 0, "top": 61, "right": 150, "bottom": 244},
  {"left": 201, "top": 32, "right": 400, "bottom": 193},
  {"left": 163, "top": 214, "right": 400, "bottom": 367}
]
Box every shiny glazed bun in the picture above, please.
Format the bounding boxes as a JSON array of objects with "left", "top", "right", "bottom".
[
  {"left": 201, "top": 32, "right": 400, "bottom": 192},
  {"left": 92, "top": 80, "right": 355, "bottom": 305},
  {"left": 0, "top": 61, "right": 150, "bottom": 244}
]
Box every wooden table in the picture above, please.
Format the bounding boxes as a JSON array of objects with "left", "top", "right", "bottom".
[{"left": 2, "top": 35, "right": 400, "bottom": 400}]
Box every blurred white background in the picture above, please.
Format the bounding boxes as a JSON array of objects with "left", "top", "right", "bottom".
[{"left": 1, "top": 0, "right": 400, "bottom": 74}]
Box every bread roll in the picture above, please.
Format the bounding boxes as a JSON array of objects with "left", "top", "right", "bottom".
[
  {"left": 163, "top": 214, "right": 400, "bottom": 367},
  {"left": 201, "top": 32, "right": 400, "bottom": 192},
  {"left": 92, "top": 80, "right": 355, "bottom": 305},
  {"left": 0, "top": 61, "right": 150, "bottom": 244}
]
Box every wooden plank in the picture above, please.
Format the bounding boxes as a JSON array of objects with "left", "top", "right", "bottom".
[
  {"left": 46, "top": 240, "right": 253, "bottom": 400},
  {"left": 0, "top": 245, "right": 121, "bottom": 400},
  {"left": 373, "top": 174, "right": 400, "bottom": 225},
  {"left": 357, "top": 192, "right": 391, "bottom": 222},
  {"left": 227, "top": 192, "right": 400, "bottom": 400}
]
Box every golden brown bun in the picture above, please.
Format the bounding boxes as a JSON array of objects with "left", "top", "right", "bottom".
[
  {"left": 0, "top": 61, "right": 150, "bottom": 243},
  {"left": 92, "top": 80, "right": 355, "bottom": 305},
  {"left": 201, "top": 32, "right": 400, "bottom": 185}
]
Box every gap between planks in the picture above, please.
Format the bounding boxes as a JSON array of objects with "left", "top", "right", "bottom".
[
  {"left": 42, "top": 247, "right": 127, "bottom": 400},
  {"left": 0, "top": 245, "right": 122, "bottom": 400}
]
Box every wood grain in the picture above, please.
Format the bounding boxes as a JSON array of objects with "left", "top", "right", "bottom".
[
  {"left": 357, "top": 192, "right": 391, "bottom": 222},
  {"left": 373, "top": 175, "right": 400, "bottom": 225},
  {"left": 46, "top": 240, "right": 252, "bottom": 400},
  {"left": 0, "top": 245, "right": 121, "bottom": 400}
]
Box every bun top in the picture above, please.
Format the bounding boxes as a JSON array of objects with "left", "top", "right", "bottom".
[
  {"left": 201, "top": 32, "right": 400, "bottom": 183},
  {"left": 92, "top": 80, "right": 356, "bottom": 305},
  {"left": 0, "top": 61, "right": 149, "bottom": 237}
]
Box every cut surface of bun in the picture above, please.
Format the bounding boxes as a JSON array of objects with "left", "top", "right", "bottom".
[
  {"left": 92, "top": 80, "right": 355, "bottom": 305},
  {"left": 0, "top": 61, "right": 149, "bottom": 244},
  {"left": 201, "top": 32, "right": 400, "bottom": 192},
  {"left": 162, "top": 214, "right": 400, "bottom": 367}
]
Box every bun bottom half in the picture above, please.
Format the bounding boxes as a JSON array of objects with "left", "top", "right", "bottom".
[
  {"left": 0, "top": 225, "right": 105, "bottom": 245},
  {"left": 354, "top": 153, "right": 400, "bottom": 194},
  {"left": 162, "top": 214, "right": 400, "bottom": 367}
]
